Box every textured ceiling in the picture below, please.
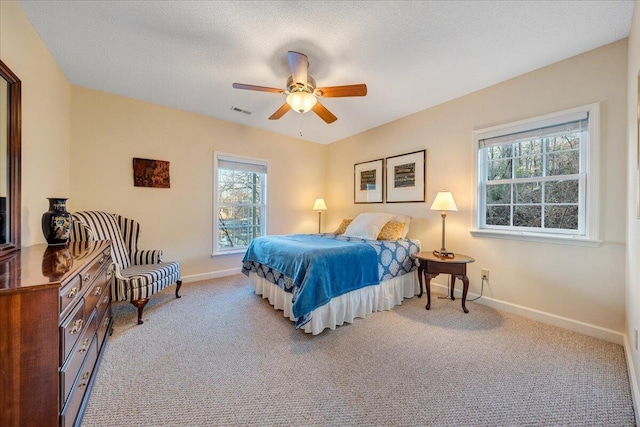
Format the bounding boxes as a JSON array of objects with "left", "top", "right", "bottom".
[{"left": 18, "top": 1, "right": 635, "bottom": 144}]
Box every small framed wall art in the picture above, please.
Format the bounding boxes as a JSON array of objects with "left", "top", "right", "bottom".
[
  {"left": 354, "top": 158, "right": 384, "bottom": 203},
  {"left": 385, "top": 150, "right": 426, "bottom": 203},
  {"left": 133, "top": 158, "right": 170, "bottom": 188}
]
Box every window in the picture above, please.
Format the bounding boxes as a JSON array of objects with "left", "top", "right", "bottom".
[
  {"left": 472, "top": 104, "right": 600, "bottom": 245},
  {"left": 213, "top": 153, "right": 267, "bottom": 255}
]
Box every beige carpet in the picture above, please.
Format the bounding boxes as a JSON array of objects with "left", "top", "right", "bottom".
[{"left": 81, "top": 275, "right": 636, "bottom": 426}]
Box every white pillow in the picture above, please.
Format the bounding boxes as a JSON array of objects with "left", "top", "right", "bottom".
[
  {"left": 394, "top": 215, "right": 412, "bottom": 238},
  {"left": 343, "top": 213, "right": 394, "bottom": 240}
]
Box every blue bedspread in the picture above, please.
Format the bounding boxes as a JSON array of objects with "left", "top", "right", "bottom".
[{"left": 242, "top": 234, "right": 379, "bottom": 328}]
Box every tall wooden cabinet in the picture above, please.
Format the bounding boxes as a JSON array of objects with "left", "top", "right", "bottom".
[{"left": 0, "top": 241, "right": 113, "bottom": 427}]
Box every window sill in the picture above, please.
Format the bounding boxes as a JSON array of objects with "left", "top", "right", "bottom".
[
  {"left": 469, "top": 229, "right": 602, "bottom": 247},
  {"left": 211, "top": 249, "right": 246, "bottom": 258}
]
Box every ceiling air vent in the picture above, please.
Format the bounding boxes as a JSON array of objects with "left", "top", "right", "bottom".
[{"left": 230, "top": 106, "right": 252, "bottom": 115}]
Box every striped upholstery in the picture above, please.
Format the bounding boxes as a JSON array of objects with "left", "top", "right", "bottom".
[
  {"left": 115, "top": 215, "right": 163, "bottom": 265},
  {"left": 70, "top": 211, "right": 181, "bottom": 303},
  {"left": 71, "top": 218, "right": 94, "bottom": 243}
]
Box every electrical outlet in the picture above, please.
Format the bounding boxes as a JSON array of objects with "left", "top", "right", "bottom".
[{"left": 481, "top": 269, "right": 489, "bottom": 280}]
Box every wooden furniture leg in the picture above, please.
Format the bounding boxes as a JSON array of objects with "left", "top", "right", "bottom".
[
  {"left": 459, "top": 274, "right": 470, "bottom": 313},
  {"left": 417, "top": 264, "right": 424, "bottom": 297},
  {"left": 450, "top": 274, "right": 470, "bottom": 313},
  {"left": 131, "top": 298, "right": 149, "bottom": 325},
  {"left": 424, "top": 272, "right": 436, "bottom": 310},
  {"left": 450, "top": 275, "right": 456, "bottom": 300},
  {"left": 175, "top": 280, "right": 182, "bottom": 298}
]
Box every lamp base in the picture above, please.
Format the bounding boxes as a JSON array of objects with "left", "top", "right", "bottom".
[{"left": 432, "top": 249, "right": 455, "bottom": 259}]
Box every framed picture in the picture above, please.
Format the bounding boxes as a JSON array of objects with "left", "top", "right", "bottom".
[
  {"left": 354, "top": 159, "right": 384, "bottom": 203},
  {"left": 133, "top": 158, "right": 170, "bottom": 188},
  {"left": 385, "top": 150, "right": 426, "bottom": 203}
]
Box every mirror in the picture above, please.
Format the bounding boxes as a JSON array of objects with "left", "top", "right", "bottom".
[{"left": 0, "top": 60, "right": 21, "bottom": 258}]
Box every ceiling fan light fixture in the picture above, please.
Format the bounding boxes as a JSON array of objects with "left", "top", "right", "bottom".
[
  {"left": 286, "top": 91, "right": 317, "bottom": 113},
  {"left": 233, "top": 51, "right": 365, "bottom": 123}
]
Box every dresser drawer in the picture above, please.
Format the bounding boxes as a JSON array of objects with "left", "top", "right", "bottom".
[
  {"left": 60, "top": 310, "right": 97, "bottom": 406},
  {"left": 59, "top": 274, "right": 83, "bottom": 321},
  {"left": 60, "top": 299, "right": 85, "bottom": 363},
  {"left": 96, "top": 278, "right": 111, "bottom": 322},
  {"left": 97, "top": 305, "right": 112, "bottom": 352},
  {"left": 79, "top": 251, "right": 109, "bottom": 290},
  {"left": 84, "top": 267, "right": 108, "bottom": 313},
  {"left": 60, "top": 335, "right": 98, "bottom": 427}
]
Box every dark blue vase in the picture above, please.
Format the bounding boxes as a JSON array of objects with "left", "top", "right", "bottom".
[{"left": 41, "top": 198, "right": 72, "bottom": 245}]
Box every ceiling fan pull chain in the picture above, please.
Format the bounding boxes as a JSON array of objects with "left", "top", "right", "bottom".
[{"left": 299, "top": 114, "right": 303, "bottom": 137}]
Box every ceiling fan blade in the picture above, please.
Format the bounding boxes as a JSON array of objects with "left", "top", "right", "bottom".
[
  {"left": 312, "top": 101, "right": 337, "bottom": 124},
  {"left": 315, "top": 84, "right": 368, "bottom": 97},
  {"left": 232, "top": 83, "right": 284, "bottom": 94},
  {"left": 287, "top": 51, "right": 308, "bottom": 85},
  {"left": 269, "top": 103, "right": 291, "bottom": 120}
]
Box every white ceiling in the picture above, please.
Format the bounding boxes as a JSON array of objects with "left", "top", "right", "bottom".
[{"left": 18, "top": 1, "right": 635, "bottom": 145}]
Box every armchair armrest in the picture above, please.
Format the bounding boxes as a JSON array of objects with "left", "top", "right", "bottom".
[{"left": 131, "top": 249, "right": 163, "bottom": 265}]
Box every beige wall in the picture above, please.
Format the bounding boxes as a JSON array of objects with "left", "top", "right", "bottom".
[
  {"left": 327, "top": 39, "right": 628, "bottom": 332},
  {"left": 626, "top": 0, "right": 640, "bottom": 412},
  {"left": 0, "top": 0, "right": 72, "bottom": 246},
  {"left": 70, "top": 86, "right": 326, "bottom": 278}
]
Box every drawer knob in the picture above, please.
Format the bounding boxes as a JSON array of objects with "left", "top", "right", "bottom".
[
  {"left": 102, "top": 296, "right": 110, "bottom": 304},
  {"left": 94, "top": 286, "right": 102, "bottom": 296},
  {"left": 67, "top": 287, "right": 79, "bottom": 299},
  {"left": 79, "top": 338, "right": 90, "bottom": 353},
  {"left": 83, "top": 273, "right": 91, "bottom": 282},
  {"left": 99, "top": 257, "right": 105, "bottom": 264},
  {"left": 69, "top": 319, "right": 84, "bottom": 334}
]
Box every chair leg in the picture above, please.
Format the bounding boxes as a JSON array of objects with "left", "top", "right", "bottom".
[
  {"left": 175, "top": 280, "right": 182, "bottom": 299},
  {"left": 131, "top": 298, "right": 149, "bottom": 325}
]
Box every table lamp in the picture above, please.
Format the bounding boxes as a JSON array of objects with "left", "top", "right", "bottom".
[
  {"left": 430, "top": 191, "right": 457, "bottom": 257},
  {"left": 313, "top": 198, "right": 327, "bottom": 233}
]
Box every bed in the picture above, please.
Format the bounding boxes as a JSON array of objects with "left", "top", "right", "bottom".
[{"left": 241, "top": 229, "right": 421, "bottom": 335}]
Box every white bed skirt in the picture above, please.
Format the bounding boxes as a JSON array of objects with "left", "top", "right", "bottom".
[{"left": 248, "top": 270, "right": 420, "bottom": 335}]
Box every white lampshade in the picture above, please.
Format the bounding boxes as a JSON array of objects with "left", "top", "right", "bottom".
[
  {"left": 313, "top": 198, "right": 328, "bottom": 211},
  {"left": 430, "top": 191, "right": 458, "bottom": 212},
  {"left": 287, "top": 91, "right": 317, "bottom": 113}
]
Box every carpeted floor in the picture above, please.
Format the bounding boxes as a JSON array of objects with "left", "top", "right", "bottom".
[{"left": 81, "top": 275, "right": 636, "bottom": 426}]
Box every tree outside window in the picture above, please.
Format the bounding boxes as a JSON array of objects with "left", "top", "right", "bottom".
[
  {"left": 475, "top": 105, "right": 597, "bottom": 241},
  {"left": 214, "top": 154, "right": 267, "bottom": 254}
]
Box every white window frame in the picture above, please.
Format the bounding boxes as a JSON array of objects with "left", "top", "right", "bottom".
[
  {"left": 471, "top": 103, "right": 601, "bottom": 247},
  {"left": 212, "top": 152, "right": 268, "bottom": 256}
]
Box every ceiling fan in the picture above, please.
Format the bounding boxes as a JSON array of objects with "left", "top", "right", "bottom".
[{"left": 232, "top": 51, "right": 367, "bottom": 124}]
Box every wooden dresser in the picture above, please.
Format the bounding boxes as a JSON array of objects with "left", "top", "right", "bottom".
[{"left": 0, "top": 241, "right": 113, "bottom": 427}]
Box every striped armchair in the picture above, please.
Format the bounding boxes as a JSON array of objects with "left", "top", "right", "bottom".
[{"left": 70, "top": 211, "right": 182, "bottom": 325}]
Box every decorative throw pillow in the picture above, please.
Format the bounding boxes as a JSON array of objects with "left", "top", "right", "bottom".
[
  {"left": 343, "top": 212, "right": 394, "bottom": 240},
  {"left": 334, "top": 219, "right": 353, "bottom": 235},
  {"left": 393, "top": 215, "right": 412, "bottom": 238},
  {"left": 377, "top": 220, "right": 406, "bottom": 240}
]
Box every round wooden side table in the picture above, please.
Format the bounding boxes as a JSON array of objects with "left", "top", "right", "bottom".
[{"left": 415, "top": 251, "right": 475, "bottom": 313}]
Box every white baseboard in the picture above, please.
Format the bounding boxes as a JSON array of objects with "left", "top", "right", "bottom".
[
  {"left": 182, "top": 268, "right": 241, "bottom": 283},
  {"left": 429, "top": 281, "right": 625, "bottom": 345},
  {"left": 623, "top": 334, "right": 640, "bottom": 426}
]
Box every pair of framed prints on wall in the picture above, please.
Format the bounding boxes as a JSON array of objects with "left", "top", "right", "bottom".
[{"left": 354, "top": 149, "right": 426, "bottom": 204}]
